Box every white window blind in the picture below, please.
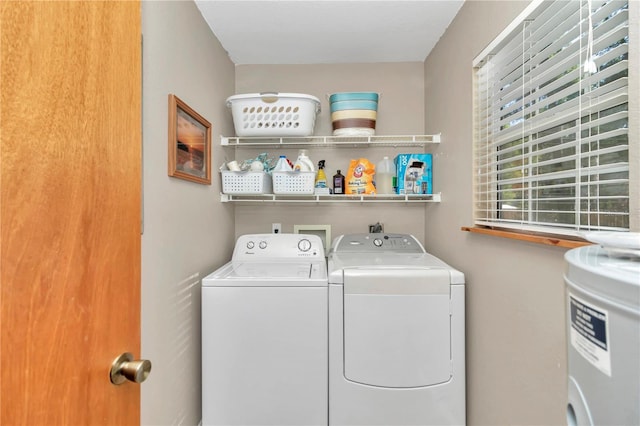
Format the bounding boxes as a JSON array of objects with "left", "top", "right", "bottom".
[{"left": 474, "top": 0, "right": 630, "bottom": 235}]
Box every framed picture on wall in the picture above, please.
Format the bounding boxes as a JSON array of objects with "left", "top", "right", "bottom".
[{"left": 168, "top": 94, "right": 212, "bottom": 185}]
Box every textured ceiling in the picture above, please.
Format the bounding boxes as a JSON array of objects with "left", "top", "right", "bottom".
[{"left": 194, "top": 1, "right": 465, "bottom": 64}]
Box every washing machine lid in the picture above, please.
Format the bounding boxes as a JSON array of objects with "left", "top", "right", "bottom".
[
  {"left": 203, "top": 260, "right": 328, "bottom": 286},
  {"left": 202, "top": 233, "right": 328, "bottom": 287},
  {"left": 228, "top": 261, "right": 318, "bottom": 278}
]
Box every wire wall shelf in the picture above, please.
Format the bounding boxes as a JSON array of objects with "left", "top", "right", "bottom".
[
  {"left": 220, "top": 193, "right": 442, "bottom": 203},
  {"left": 221, "top": 134, "right": 441, "bottom": 148}
]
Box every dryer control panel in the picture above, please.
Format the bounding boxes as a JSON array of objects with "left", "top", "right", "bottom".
[
  {"left": 233, "top": 233, "right": 326, "bottom": 260},
  {"left": 331, "top": 233, "right": 425, "bottom": 253}
]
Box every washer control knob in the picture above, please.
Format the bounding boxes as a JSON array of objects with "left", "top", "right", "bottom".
[
  {"left": 373, "top": 238, "right": 383, "bottom": 247},
  {"left": 298, "top": 239, "right": 312, "bottom": 252},
  {"left": 259, "top": 241, "right": 267, "bottom": 249},
  {"left": 246, "top": 241, "right": 255, "bottom": 249}
]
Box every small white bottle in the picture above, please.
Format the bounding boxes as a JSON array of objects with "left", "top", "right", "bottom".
[
  {"left": 293, "top": 149, "right": 315, "bottom": 172},
  {"left": 376, "top": 156, "right": 396, "bottom": 194}
]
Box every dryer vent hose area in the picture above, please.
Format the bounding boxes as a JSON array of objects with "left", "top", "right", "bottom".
[{"left": 369, "top": 222, "right": 383, "bottom": 233}]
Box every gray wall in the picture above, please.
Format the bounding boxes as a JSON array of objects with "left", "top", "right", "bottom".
[
  {"left": 233, "top": 63, "right": 431, "bottom": 242},
  {"left": 424, "top": 1, "right": 567, "bottom": 424},
  {"left": 141, "top": 1, "right": 235, "bottom": 424}
]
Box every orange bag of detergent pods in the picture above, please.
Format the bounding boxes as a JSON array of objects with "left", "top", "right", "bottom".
[{"left": 346, "top": 158, "right": 376, "bottom": 195}]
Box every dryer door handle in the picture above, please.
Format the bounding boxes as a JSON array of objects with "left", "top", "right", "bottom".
[{"left": 344, "top": 268, "right": 449, "bottom": 295}]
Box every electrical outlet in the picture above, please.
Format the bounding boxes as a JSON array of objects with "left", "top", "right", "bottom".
[{"left": 272, "top": 223, "right": 282, "bottom": 234}]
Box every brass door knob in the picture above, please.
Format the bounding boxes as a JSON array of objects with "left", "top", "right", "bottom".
[{"left": 110, "top": 352, "right": 152, "bottom": 385}]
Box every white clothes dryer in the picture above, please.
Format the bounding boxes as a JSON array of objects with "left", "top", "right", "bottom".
[
  {"left": 202, "top": 233, "right": 328, "bottom": 426},
  {"left": 327, "top": 233, "right": 465, "bottom": 425}
]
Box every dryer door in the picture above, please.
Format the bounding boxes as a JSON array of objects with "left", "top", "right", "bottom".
[{"left": 343, "top": 267, "right": 451, "bottom": 388}]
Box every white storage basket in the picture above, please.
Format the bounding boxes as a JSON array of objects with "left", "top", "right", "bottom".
[
  {"left": 272, "top": 171, "right": 316, "bottom": 194},
  {"left": 221, "top": 170, "right": 272, "bottom": 194},
  {"left": 226, "top": 92, "right": 321, "bottom": 137}
]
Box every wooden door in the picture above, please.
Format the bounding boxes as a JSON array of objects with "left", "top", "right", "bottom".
[{"left": 1, "top": 2, "right": 142, "bottom": 425}]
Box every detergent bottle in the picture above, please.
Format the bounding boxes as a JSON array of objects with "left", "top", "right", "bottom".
[
  {"left": 273, "top": 155, "right": 293, "bottom": 172},
  {"left": 293, "top": 149, "right": 315, "bottom": 172}
]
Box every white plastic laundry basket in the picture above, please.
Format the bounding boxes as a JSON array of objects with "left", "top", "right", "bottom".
[
  {"left": 226, "top": 93, "right": 321, "bottom": 137},
  {"left": 272, "top": 171, "right": 316, "bottom": 194},
  {"left": 221, "top": 170, "right": 272, "bottom": 194}
]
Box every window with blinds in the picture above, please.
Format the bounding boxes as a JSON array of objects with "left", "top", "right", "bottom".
[{"left": 473, "top": 0, "right": 630, "bottom": 235}]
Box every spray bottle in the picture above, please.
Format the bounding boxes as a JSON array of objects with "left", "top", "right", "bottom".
[
  {"left": 314, "top": 160, "right": 330, "bottom": 195},
  {"left": 315, "top": 160, "right": 327, "bottom": 188}
]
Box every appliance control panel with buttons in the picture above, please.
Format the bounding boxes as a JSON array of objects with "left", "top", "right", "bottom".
[
  {"left": 333, "top": 233, "right": 425, "bottom": 253},
  {"left": 234, "top": 233, "right": 325, "bottom": 260}
]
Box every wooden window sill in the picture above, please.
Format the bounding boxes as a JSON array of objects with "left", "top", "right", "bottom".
[{"left": 461, "top": 226, "right": 592, "bottom": 249}]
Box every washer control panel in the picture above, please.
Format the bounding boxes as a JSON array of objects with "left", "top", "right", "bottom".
[
  {"left": 233, "top": 233, "right": 325, "bottom": 260},
  {"left": 331, "top": 233, "right": 425, "bottom": 253}
]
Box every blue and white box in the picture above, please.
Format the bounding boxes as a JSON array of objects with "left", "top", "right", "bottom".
[{"left": 395, "top": 154, "right": 433, "bottom": 194}]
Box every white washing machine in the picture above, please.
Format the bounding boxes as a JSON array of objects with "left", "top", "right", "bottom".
[
  {"left": 564, "top": 243, "right": 640, "bottom": 426},
  {"left": 202, "top": 233, "right": 328, "bottom": 426},
  {"left": 327, "top": 233, "right": 466, "bottom": 425}
]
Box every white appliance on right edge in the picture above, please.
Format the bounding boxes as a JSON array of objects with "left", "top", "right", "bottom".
[
  {"left": 327, "top": 233, "right": 465, "bottom": 425},
  {"left": 564, "top": 241, "right": 640, "bottom": 426}
]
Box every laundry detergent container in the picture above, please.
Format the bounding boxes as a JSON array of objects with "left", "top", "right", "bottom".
[
  {"left": 226, "top": 92, "right": 321, "bottom": 137},
  {"left": 329, "top": 92, "right": 378, "bottom": 136}
]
